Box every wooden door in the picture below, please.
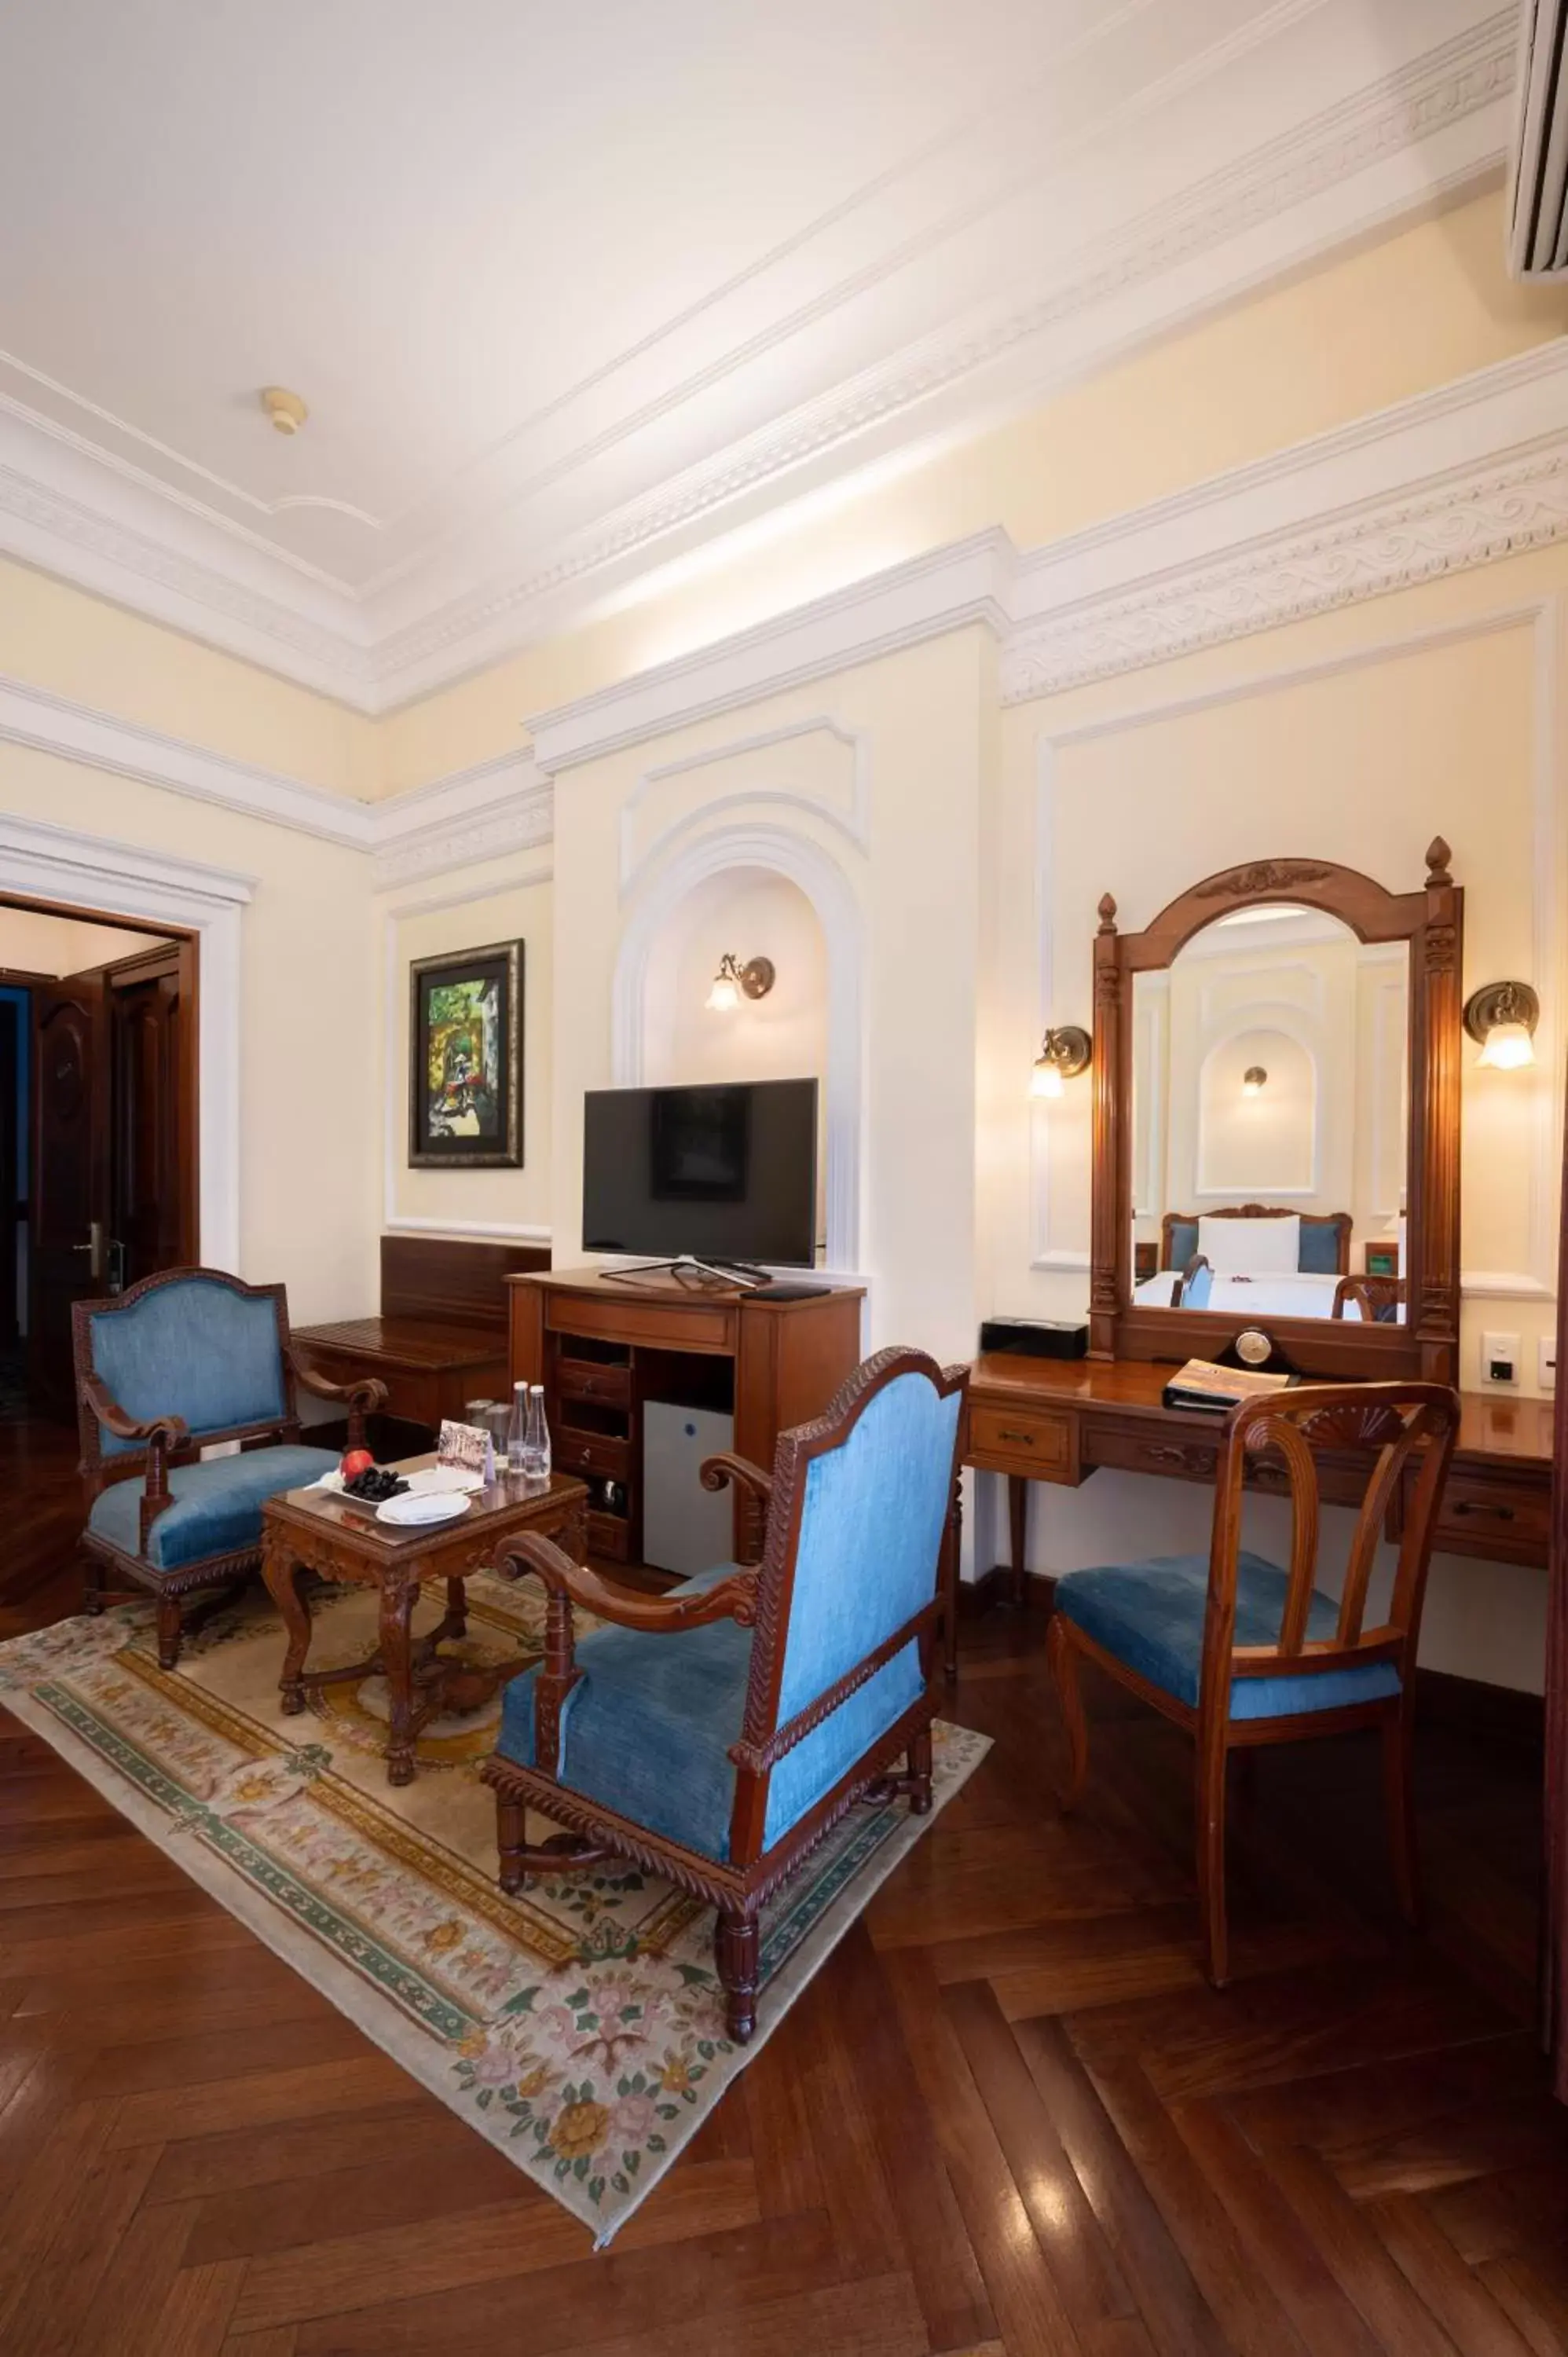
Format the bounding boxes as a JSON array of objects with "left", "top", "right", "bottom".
[
  {"left": 30, "top": 970, "right": 111, "bottom": 1417},
  {"left": 108, "top": 941, "right": 194, "bottom": 1284}
]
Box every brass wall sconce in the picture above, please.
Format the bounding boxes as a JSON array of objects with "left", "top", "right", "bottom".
[
  {"left": 705, "top": 952, "right": 776, "bottom": 1014},
  {"left": 1031, "top": 1025, "right": 1093, "bottom": 1099},
  {"left": 1242, "top": 1065, "right": 1268, "bottom": 1095},
  {"left": 1463, "top": 979, "right": 1539, "bottom": 1071}
]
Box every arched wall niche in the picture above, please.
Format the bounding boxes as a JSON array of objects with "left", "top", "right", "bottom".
[{"left": 611, "top": 823, "right": 864, "bottom": 1272}]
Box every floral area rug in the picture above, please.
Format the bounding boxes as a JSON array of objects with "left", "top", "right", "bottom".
[{"left": 0, "top": 1574, "right": 987, "bottom": 2243}]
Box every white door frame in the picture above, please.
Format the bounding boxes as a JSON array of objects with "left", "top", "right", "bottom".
[{"left": 0, "top": 812, "right": 254, "bottom": 1271}]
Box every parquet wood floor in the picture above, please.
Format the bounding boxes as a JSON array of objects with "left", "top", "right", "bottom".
[{"left": 2, "top": 1424, "right": 1565, "bottom": 2355}]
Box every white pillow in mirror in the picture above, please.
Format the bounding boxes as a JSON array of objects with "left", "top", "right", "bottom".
[{"left": 1197, "top": 1212, "right": 1301, "bottom": 1276}]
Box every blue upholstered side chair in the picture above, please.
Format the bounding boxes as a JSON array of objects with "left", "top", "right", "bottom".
[
  {"left": 481, "top": 1347, "right": 968, "bottom": 2042},
  {"left": 1046, "top": 1380, "right": 1459, "bottom": 1986},
  {"left": 73, "top": 1266, "right": 387, "bottom": 1669}
]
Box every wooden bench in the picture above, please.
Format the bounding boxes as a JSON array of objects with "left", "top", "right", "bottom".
[{"left": 295, "top": 1237, "right": 549, "bottom": 1441}]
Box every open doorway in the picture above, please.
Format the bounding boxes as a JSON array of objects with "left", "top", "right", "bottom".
[{"left": 0, "top": 900, "right": 198, "bottom": 1421}]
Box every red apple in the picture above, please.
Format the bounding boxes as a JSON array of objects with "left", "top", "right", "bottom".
[{"left": 340, "top": 1448, "right": 374, "bottom": 1481}]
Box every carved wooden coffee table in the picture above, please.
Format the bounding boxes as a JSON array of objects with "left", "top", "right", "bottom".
[{"left": 260, "top": 1462, "right": 590, "bottom": 1786}]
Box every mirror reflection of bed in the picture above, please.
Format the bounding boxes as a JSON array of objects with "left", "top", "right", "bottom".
[{"left": 1129, "top": 902, "right": 1408, "bottom": 1323}]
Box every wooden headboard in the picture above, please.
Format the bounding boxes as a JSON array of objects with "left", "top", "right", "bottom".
[
  {"left": 1158, "top": 1205, "right": 1352, "bottom": 1277},
  {"left": 380, "top": 1235, "right": 549, "bottom": 1330}
]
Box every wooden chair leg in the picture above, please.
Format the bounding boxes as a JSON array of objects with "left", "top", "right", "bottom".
[
  {"left": 496, "top": 1794, "right": 527, "bottom": 1895},
  {"left": 1195, "top": 1732, "right": 1229, "bottom": 1989},
  {"left": 82, "top": 1553, "right": 104, "bottom": 1617},
  {"left": 1046, "top": 1611, "right": 1089, "bottom": 1811},
  {"left": 155, "top": 1594, "right": 183, "bottom": 1672},
  {"left": 1381, "top": 1702, "right": 1422, "bottom": 1929},
  {"left": 715, "top": 1908, "right": 760, "bottom": 2045}
]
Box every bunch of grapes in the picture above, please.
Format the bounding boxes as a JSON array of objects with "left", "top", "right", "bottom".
[{"left": 343, "top": 1466, "right": 408, "bottom": 1503}]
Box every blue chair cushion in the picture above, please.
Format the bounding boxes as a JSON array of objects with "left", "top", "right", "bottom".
[
  {"left": 496, "top": 1563, "right": 755, "bottom": 1862},
  {"left": 87, "top": 1445, "right": 340, "bottom": 1573},
  {"left": 1053, "top": 1551, "right": 1401, "bottom": 1721},
  {"left": 86, "top": 1277, "right": 288, "bottom": 1456}
]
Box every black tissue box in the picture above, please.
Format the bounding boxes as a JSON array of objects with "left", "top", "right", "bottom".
[{"left": 978, "top": 1318, "right": 1089, "bottom": 1360}]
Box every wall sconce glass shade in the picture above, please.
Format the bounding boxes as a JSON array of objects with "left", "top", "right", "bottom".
[
  {"left": 1464, "top": 979, "right": 1539, "bottom": 1071},
  {"left": 1242, "top": 1065, "right": 1268, "bottom": 1095},
  {"left": 1031, "top": 1024, "right": 1093, "bottom": 1098},
  {"left": 705, "top": 952, "right": 775, "bottom": 1013}
]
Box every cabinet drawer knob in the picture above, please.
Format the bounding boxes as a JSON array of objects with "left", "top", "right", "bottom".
[
  {"left": 1451, "top": 1498, "right": 1515, "bottom": 1521},
  {"left": 997, "top": 1428, "right": 1036, "bottom": 1446}
]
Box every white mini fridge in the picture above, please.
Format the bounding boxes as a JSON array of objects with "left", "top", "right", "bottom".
[{"left": 642, "top": 1401, "right": 737, "bottom": 1578}]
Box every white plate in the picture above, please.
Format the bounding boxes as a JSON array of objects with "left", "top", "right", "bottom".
[
  {"left": 375, "top": 1490, "right": 471, "bottom": 1528},
  {"left": 406, "top": 1465, "right": 485, "bottom": 1496}
]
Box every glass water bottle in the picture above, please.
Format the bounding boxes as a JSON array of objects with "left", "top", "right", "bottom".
[
  {"left": 522, "top": 1383, "right": 551, "bottom": 1482},
  {"left": 504, "top": 1380, "right": 529, "bottom": 1475}
]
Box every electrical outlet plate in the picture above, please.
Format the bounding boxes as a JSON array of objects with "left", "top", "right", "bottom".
[
  {"left": 1481, "top": 1331, "right": 1520, "bottom": 1384},
  {"left": 1541, "top": 1335, "right": 1559, "bottom": 1392}
]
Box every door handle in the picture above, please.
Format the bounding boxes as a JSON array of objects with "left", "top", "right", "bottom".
[{"left": 72, "top": 1221, "right": 107, "bottom": 1281}]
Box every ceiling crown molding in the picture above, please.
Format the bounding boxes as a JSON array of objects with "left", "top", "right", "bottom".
[
  {"left": 1000, "top": 335, "right": 1568, "bottom": 700},
  {"left": 0, "top": 6, "right": 1518, "bottom": 715}
]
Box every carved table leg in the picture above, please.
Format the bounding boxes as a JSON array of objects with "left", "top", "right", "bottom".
[
  {"left": 262, "top": 1532, "right": 313, "bottom": 1714},
  {"left": 443, "top": 1576, "right": 467, "bottom": 1640},
  {"left": 379, "top": 1578, "right": 419, "bottom": 1787},
  {"left": 562, "top": 1501, "right": 589, "bottom": 1567}
]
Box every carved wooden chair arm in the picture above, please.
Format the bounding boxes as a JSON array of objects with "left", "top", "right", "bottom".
[
  {"left": 287, "top": 1350, "right": 389, "bottom": 1450},
  {"left": 496, "top": 1529, "right": 760, "bottom": 1779},
  {"left": 699, "top": 1451, "right": 774, "bottom": 1565},
  {"left": 79, "top": 1372, "right": 189, "bottom": 1453},
  {"left": 497, "top": 1530, "right": 760, "bottom": 1633}
]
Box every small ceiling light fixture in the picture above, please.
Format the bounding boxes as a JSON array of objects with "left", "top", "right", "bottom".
[
  {"left": 705, "top": 952, "right": 775, "bottom": 1014},
  {"left": 1030, "top": 1025, "right": 1093, "bottom": 1099},
  {"left": 1242, "top": 1065, "right": 1268, "bottom": 1095},
  {"left": 261, "top": 385, "right": 308, "bottom": 436},
  {"left": 1464, "top": 979, "right": 1540, "bottom": 1071}
]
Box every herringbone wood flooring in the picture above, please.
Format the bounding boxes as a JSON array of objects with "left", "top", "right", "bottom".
[{"left": 1, "top": 1423, "right": 1565, "bottom": 2355}]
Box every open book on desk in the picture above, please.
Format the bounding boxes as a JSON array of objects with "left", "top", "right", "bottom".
[{"left": 1161, "top": 1358, "right": 1298, "bottom": 1414}]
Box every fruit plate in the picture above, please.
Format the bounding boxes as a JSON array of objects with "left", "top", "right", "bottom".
[{"left": 375, "top": 1490, "right": 471, "bottom": 1529}]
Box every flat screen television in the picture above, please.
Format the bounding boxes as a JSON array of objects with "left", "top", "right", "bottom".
[{"left": 582, "top": 1079, "right": 819, "bottom": 1267}]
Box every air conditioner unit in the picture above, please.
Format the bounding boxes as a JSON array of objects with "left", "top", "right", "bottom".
[{"left": 1508, "top": 1, "right": 1568, "bottom": 278}]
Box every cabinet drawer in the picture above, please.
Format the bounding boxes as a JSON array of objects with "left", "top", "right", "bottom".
[
  {"left": 548, "top": 1297, "right": 737, "bottom": 1354},
  {"left": 1431, "top": 1468, "right": 1551, "bottom": 1564},
  {"left": 586, "top": 1509, "right": 631, "bottom": 1562},
  {"left": 968, "top": 1403, "right": 1073, "bottom": 1480},
  {"left": 555, "top": 1426, "right": 632, "bottom": 1483},
  {"left": 558, "top": 1358, "right": 632, "bottom": 1409}
]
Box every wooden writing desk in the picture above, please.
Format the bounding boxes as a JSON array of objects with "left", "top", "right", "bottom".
[
  {"left": 294, "top": 1237, "right": 549, "bottom": 1436},
  {"left": 964, "top": 1354, "right": 1553, "bottom": 1596}
]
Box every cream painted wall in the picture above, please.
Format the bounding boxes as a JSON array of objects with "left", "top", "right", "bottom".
[
  {"left": 643, "top": 868, "right": 830, "bottom": 1252},
  {"left": 0, "top": 742, "right": 379, "bottom": 1322},
  {"left": 0, "top": 560, "right": 379, "bottom": 799},
  {"left": 0, "top": 908, "right": 170, "bottom": 974},
  {"left": 383, "top": 865, "right": 553, "bottom": 1241},
  {"left": 377, "top": 189, "right": 1568, "bottom": 792},
  {"left": 550, "top": 628, "right": 988, "bottom": 1359}
]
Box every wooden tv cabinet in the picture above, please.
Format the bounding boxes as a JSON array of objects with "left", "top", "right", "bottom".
[{"left": 507, "top": 1269, "right": 865, "bottom": 1567}]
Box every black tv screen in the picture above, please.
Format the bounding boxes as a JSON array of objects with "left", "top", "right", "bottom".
[{"left": 583, "top": 1080, "right": 819, "bottom": 1266}]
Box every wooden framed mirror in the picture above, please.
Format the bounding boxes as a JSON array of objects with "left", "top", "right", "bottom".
[{"left": 1089, "top": 841, "right": 1461, "bottom": 1384}]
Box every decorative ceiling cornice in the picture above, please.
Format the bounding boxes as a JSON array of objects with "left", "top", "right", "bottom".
[{"left": 0, "top": 8, "right": 1519, "bottom": 715}]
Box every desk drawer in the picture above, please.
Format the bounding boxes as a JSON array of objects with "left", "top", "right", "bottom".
[
  {"left": 558, "top": 1358, "right": 632, "bottom": 1409},
  {"left": 1431, "top": 1466, "right": 1551, "bottom": 1565},
  {"left": 1086, "top": 1420, "right": 1221, "bottom": 1486},
  {"left": 555, "top": 1426, "right": 632, "bottom": 1483},
  {"left": 968, "top": 1403, "right": 1074, "bottom": 1480}
]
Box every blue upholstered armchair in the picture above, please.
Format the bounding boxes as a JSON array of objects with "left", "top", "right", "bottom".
[
  {"left": 74, "top": 1267, "right": 387, "bottom": 1668},
  {"left": 482, "top": 1347, "right": 968, "bottom": 2042}
]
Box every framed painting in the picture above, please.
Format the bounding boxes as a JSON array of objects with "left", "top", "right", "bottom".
[{"left": 408, "top": 940, "right": 523, "bottom": 1168}]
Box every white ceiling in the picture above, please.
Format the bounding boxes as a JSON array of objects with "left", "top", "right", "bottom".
[{"left": 0, "top": 0, "right": 1522, "bottom": 710}]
